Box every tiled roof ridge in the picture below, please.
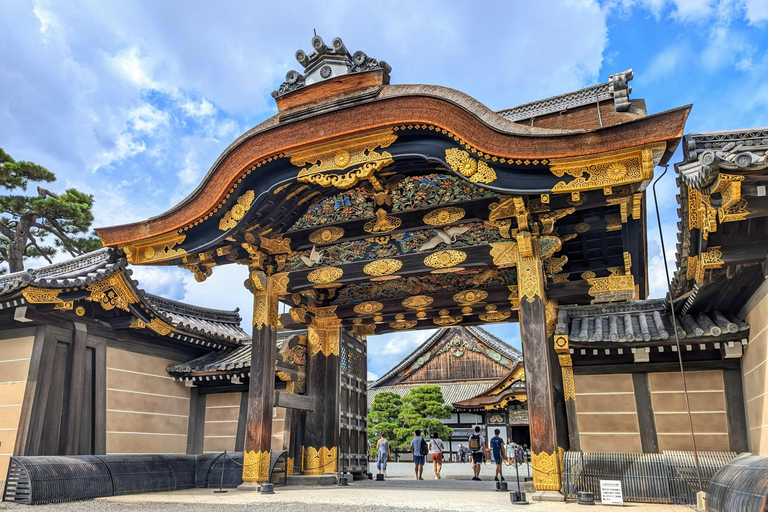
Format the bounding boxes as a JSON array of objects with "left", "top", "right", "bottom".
[
  {"left": 561, "top": 298, "right": 668, "bottom": 316},
  {"left": 145, "top": 293, "right": 242, "bottom": 324},
  {"left": 368, "top": 329, "right": 446, "bottom": 388},
  {"left": 496, "top": 69, "right": 634, "bottom": 122},
  {"left": 465, "top": 325, "right": 522, "bottom": 359},
  {"left": 0, "top": 247, "right": 121, "bottom": 293},
  {"left": 368, "top": 326, "right": 522, "bottom": 389}
]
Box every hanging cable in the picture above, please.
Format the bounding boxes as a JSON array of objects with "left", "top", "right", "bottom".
[{"left": 651, "top": 165, "right": 704, "bottom": 492}]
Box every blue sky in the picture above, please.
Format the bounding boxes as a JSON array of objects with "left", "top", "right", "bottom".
[{"left": 1, "top": 0, "right": 766, "bottom": 379}]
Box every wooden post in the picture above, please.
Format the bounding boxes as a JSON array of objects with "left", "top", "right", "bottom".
[
  {"left": 515, "top": 235, "right": 564, "bottom": 493},
  {"left": 302, "top": 306, "right": 340, "bottom": 475},
  {"left": 240, "top": 270, "right": 287, "bottom": 485}
]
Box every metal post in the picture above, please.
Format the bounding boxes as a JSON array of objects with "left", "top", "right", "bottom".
[{"left": 214, "top": 451, "right": 227, "bottom": 493}]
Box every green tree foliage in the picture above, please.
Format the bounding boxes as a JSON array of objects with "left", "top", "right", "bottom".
[
  {"left": 393, "top": 385, "right": 453, "bottom": 451},
  {"left": 368, "top": 392, "right": 402, "bottom": 451},
  {"left": 0, "top": 148, "right": 101, "bottom": 273}
]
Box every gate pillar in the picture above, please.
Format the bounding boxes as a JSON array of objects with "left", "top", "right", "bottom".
[
  {"left": 240, "top": 270, "right": 286, "bottom": 485},
  {"left": 514, "top": 234, "right": 565, "bottom": 494},
  {"left": 302, "top": 306, "right": 340, "bottom": 475}
]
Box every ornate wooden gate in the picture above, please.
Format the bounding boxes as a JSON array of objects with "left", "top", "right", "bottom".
[{"left": 338, "top": 330, "right": 368, "bottom": 475}]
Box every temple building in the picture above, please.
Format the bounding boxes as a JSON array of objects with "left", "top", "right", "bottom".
[
  {"left": 2, "top": 35, "right": 766, "bottom": 505},
  {"left": 367, "top": 326, "right": 529, "bottom": 454}
]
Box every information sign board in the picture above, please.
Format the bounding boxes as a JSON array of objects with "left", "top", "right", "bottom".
[{"left": 600, "top": 479, "right": 624, "bottom": 505}]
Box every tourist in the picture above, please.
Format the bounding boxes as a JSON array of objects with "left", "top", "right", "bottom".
[
  {"left": 468, "top": 426, "right": 487, "bottom": 481},
  {"left": 458, "top": 444, "right": 466, "bottom": 463},
  {"left": 516, "top": 443, "right": 526, "bottom": 466},
  {"left": 376, "top": 433, "right": 389, "bottom": 476},
  {"left": 490, "top": 429, "right": 505, "bottom": 482},
  {"left": 506, "top": 438, "right": 516, "bottom": 467},
  {"left": 429, "top": 431, "right": 445, "bottom": 479},
  {"left": 410, "top": 429, "right": 426, "bottom": 480}
]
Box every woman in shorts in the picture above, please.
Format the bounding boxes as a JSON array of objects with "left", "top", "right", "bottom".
[{"left": 429, "top": 432, "right": 445, "bottom": 479}]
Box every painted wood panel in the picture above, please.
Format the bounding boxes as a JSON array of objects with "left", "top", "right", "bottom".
[
  {"left": 574, "top": 373, "right": 643, "bottom": 453},
  {"left": 0, "top": 330, "right": 35, "bottom": 485},
  {"left": 649, "top": 370, "right": 729, "bottom": 452},
  {"left": 744, "top": 291, "right": 768, "bottom": 455},
  {"left": 106, "top": 348, "right": 190, "bottom": 454},
  {"left": 203, "top": 392, "right": 239, "bottom": 453},
  {"left": 403, "top": 348, "right": 509, "bottom": 384}
]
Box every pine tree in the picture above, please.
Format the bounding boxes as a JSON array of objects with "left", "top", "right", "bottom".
[
  {"left": 368, "top": 391, "right": 402, "bottom": 457},
  {"left": 0, "top": 148, "right": 101, "bottom": 273},
  {"left": 394, "top": 385, "right": 453, "bottom": 450}
]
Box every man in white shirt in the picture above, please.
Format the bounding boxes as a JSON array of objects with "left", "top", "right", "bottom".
[
  {"left": 409, "top": 429, "right": 426, "bottom": 480},
  {"left": 468, "top": 425, "right": 487, "bottom": 481}
]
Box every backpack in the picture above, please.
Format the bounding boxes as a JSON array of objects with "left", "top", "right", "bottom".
[
  {"left": 420, "top": 437, "right": 429, "bottom": 456},
  {"left": 469, "top": 433, "right": 481, "bottom": 452}
]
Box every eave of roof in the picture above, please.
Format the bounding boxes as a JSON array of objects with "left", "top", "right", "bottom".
[
  {"left": 368, "top": 326, "right": 521, "bottom": 389},
  {"left": 0, "top": 248, "right": 249, "bottom": 347}
]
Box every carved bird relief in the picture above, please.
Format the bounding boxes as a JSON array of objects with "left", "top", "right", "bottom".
[
  {"left": 300, "top": 245, "right": 323, "bottom": 267},
  {"left": 418, "top": 226, "right": 471, "bottom": 251}
]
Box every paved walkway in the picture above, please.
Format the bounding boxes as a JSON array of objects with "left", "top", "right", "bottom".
[{"left": 0, "top": 463, "right": 693, "bottom": 512}]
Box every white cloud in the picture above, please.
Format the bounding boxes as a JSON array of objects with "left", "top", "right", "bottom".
[
  {"left": 743, "top": 0, "right": 768, "bottom": 24},
  {"left": 128, "top": 265, "right": 188, "bottom": 301},
  {"left": 32, "top": 3, "right": 56, "bottom": 35},
  {"left": 110, "top": 47, "right": 157, "bottom": 89},
  {"left": 90, "top": 132, "right": 146, "bottom": 171},
  {"left": 182, "top": 98, "right": 215, "bottom": 118},
  {"left": 129, "top": 103, "right": 170, "bottom": 133},
  {"left": 643, "top": 44, "right": 688, "bottom": 83},
  {"left": 367, "top": 371, "right": 379, "bottom": 381}
]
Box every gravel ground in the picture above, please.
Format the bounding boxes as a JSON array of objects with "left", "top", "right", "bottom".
[{"left": 0, "top": 463, "right": 692, "bottom": 512}]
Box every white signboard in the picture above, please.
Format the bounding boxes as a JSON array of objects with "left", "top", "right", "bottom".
[{"left": 600, "top": 479, "right": 624, "bottom": 505}]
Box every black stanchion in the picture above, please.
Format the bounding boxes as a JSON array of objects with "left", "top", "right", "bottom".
[
  {"left": 510, "top": 456, "right": 529, "bottom": 505},
  {"left": 214, "top": 451, "right": 227, "bottom": 493}
]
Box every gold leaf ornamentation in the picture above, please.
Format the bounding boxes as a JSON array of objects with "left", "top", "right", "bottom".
[
  {"left": 479, "top": 309, "right": 512, "bottom": 322},
  {"left": 298, "top": 158, "right": 394, "bottom": 189},
  {"left": 21, "top": 287, "right": 73, "bottom": 311},
  {"left": 553, "top": 273, "right": 569, "bottom": 283},
  {"left": 353, "top": 301, "right": 384, "bottom": 315},
  {"left": 423, "top": 207, "right": 466, "bottom": 226},
  {"left": 75, "top": 306, "right": 86, "bottom": 316},
  {"left": 219, "top": 190, "right": 255, "bottom": 231},
  {"left": 423, "top": 250, "right": 467, "bottom": 269},
  {"left": 120, "top": 231, "right": 186, "bottom": 265},
  {"left": 585, "top": 275, "right": 636, "bottom": 303},
  {"left": 307, "top": 266, "right": 344, "bottom": 284},
  {"left": 402, "top": 295, "right": 434, "bottom": 309},
  {"left": 308, "top": 226, "right": 345, "bottom": 245},
  {"left": 549, "top": 143, "right": 665, "bottom": 196},
  {"left": 574, "top": 223, "right": 590, "bottom": 233},
  {"left": 85, "top": 274, "right": 138, "bottom": 312},
  {"left": 434, "top": 315, "right": 462, "bottom": 326},
  {"left": 242, "top": 450, "right": 271, "bottom": 482},
  {"left": 453, "top": 289, "right": 488, "bottom": 305},
  {"left": 390, "top": 318, "right": 418, "bottom": 329},
  {"left": 444, "top": 148, "right": 497, "bottom": 184},
  {"left": 302, "top": 446, "right": 337, "bottom": 475},
  {"left": 290, "top": 129, "right": 397, "bottom": 182},
  {"left": 517, "top": 256, "right": 544, "bottom": 304},
  {"left": 363, "top": 209, "right": 402, "bottom": 234},
  {"left": 531, "top": 448, "right": 565, "bottom": 491},
  {"left": 461, "top": 306, "right": 473, "bottom": 315},
  {"left": 489, "top": 241, "right": 517, "bottom": 268},
  {"left": 363, "top": 259, "right": 403, "bottom": 277},
  {"left": 259, "top": 234, "right": 291, "bottom": 255},
  {"left": 545, "top": 256, "right": 568, "bottom": 276}
]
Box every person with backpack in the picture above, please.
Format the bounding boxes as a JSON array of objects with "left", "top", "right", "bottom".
[
  {"left": 410, "top": 429, "right": 427, "bottom": 480},
  {"left": 468, "top": 425, "right": 487, "bottom": 481},
  {"left": 429, "top": 431, "right": 445, "bottom": 479}
]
